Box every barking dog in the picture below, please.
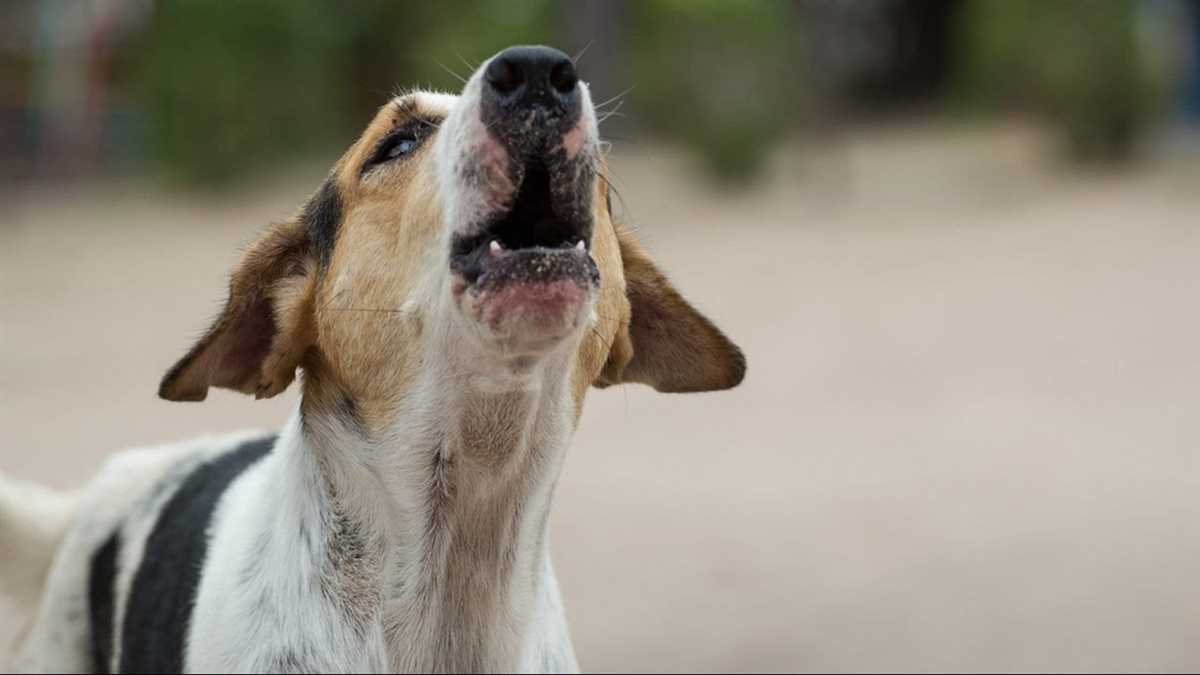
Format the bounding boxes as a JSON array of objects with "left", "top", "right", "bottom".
[{"left": 2, "top": 46, "right": 744, "bottom": 673}]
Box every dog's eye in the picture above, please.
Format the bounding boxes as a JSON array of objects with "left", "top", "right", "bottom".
[
  {"left": 386, "top": 135, "right": 418, "bottom": 160},
  {"left": 364, "top": 126, "right": 426, "bottom": 173}
]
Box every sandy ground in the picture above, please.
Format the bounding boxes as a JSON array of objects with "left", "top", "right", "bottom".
[{"left": 3, "top": 125, "right": 1200, "bottom": 672}]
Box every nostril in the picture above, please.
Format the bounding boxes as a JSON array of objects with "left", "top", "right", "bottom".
[
  {"left": 483, "top": 47, "right": 580, "bottom": 113},
  {"left": 549, "top": 60, "right": 578, "bottom": 95},
  {"left": 486, "top": 57, "right": 524, "bottom": 96}
]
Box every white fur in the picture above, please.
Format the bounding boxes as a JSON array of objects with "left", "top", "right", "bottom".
[
  {"left": 6, "top": 62, "right": 597, "bottom": 673},
  {"left": 186, "top": 414, "right": 389, "bottom": 672},
  {"left": 8, "top": 431, "right": 268, "bottom": 672},
  {"left": 0, "top": 477, "right": 76, "bottom": 615}
]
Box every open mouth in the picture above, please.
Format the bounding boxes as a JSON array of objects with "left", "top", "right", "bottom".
[{"left": 449, "top": 158, "right": 597, "bottom": 291}]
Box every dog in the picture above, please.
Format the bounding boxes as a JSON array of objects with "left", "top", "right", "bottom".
[{"left": 1, "top": 45, "right": 744, "bottom": 673}]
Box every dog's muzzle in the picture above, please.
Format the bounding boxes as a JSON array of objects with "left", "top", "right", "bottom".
[{"left": 444, "top": 45, "right": 600, "bottom": 346}]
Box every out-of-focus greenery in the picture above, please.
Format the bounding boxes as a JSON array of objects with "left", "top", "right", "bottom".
[
  {"left": 138, "top": 0, "right": 556, "bottom": 185},
  {"left": 955, "top": 0, "right": 1165, "bottom": 161},
  {"left": 139, "top": 0, "right": 343, "bottom": 184},
  {"left": 134, "top": 0, "right": 804, "bottom": 186},
  {"left": 130, "top": 0, "right": 1172, "bottom": 186},
  {"left": 629, "top": 0, "right": 802, "bottom": 183}
]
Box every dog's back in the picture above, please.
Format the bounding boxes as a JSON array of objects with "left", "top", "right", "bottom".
[{"left": 3, "top": 430, "right": 270, "bottom": 673}]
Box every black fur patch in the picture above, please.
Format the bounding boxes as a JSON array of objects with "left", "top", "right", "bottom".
[
  {"left": 303, "top": 178, "right": 343, "bottom": 267},
  {"left": 88, "top": 532, "right": 120, "bottom": 674},
  {"left": 118, "top": 436, "right": 275, "bottom": 673}
]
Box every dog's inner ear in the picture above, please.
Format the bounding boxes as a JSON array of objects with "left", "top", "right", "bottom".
[
  {"left": 598, "top": 226, "right": 746, "bottom": 393},
  {"left": 159, "top": 220, "right": 318, "bottom": 402}
]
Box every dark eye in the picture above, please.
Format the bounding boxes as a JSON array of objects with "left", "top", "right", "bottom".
[
  {"left": 386, "top": 135, "right": 418, "bottom": 159},
  {"left": 363, "top": 126, "right": 425, "bottom": 174}
]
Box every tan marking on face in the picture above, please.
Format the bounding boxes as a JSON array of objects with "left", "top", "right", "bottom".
[
  {"left": 298, "top": 92, "right": 626, "bottom": 433},
  {"left": 303, "top": 95, "right": 452, "bottom": 432},
  {"left": 570, "top": 173, "right": 631, "bottom": 416}
]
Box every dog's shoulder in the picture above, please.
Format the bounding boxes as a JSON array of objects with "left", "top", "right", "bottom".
[
  {"left": 75, "top": 429, "right": 277, "bottom": 541},
  {"left": 108, "top": 431, "right": 277, "bottom": 673}
]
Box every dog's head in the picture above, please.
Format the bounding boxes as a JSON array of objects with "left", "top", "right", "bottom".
[{"left": 159, "top": 46, "right": 744, "bottom": 427}]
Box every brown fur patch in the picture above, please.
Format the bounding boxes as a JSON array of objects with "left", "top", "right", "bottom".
[
  {"left": 298, "top": 97, "right": 449, "bottom": 430},
  {"left": 572, "top": 176, "right": 633, "bottom": 409},
  {"left": 159, "top": 220, "right": 317, "bottom": 401},
  {"left": 597, "top": 224, "right": 746, "bottom": 393}
]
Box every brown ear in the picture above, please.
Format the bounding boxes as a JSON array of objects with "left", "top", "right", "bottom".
[
  {"left": 600, "top": 227, "right": 745, "bottom": 393},
  {"left": 159, "top": 220, "right": 317, "bottom": 402}
]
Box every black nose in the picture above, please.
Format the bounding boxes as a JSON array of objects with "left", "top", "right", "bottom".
[{"left": 484, "top": 46, "right": 578, "bottom": 111}]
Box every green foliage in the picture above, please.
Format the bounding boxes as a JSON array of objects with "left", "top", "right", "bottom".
[
  {"left": 328, "top": 0, "right": 558, "bottom": 119},
  {"left": 629, "top": 1, "right": 802, "bottom": 184},
  {"left": 137, "top": 0, "right": 557, "bottom": 186},
  {"left": 139, "top": 0, "right": 346, "bottom": 184},
  {"left": 955, "top": 0, "right": 1164, "bottom": 162},
  {"left": 135, "top": 0, "right": 801, "bottom": 187}
]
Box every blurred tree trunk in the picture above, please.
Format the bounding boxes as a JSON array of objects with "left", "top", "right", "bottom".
[{"left": 562, "top": 0, "right": 633, "bottom": 138}]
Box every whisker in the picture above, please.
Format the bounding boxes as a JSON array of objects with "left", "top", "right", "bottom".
[
  {"left": 597, "top": 101, "right": 625, "bottom": 125},
  {"left": 596, "top": 170, "right": 631, "bottom": 223},
  {"left": 479, "top": 114, "right": 506, "bottom": 134},
  {"left": 588, "top": 325, "right": 616, "bottom": 354},
  {"left": 456, "top": 50, "right": 480, "bottom": 74},
  {"left": 328, "top": 307, "right": 406, "bottom": 314},
  {"left": 572, "top": 40, "right": 594, "bottom": 64},
  {"left": 593, "top": 85, "right": 635, "bottom": 112},
  {"left": 319, "top": 289, "right": 346, "bottom": 314},
  {"left": 434, "top": 59, "right": 468, "bottom": 86},
  {"left": 622, "top": 370, "right": 630, "bottom": 416},
  {"left": 589, "top": 306, "right": 624, "bottom": 325}
]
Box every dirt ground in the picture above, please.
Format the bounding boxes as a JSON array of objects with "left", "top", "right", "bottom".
[{"left": 3, "top": 124, "right": 1200, "bottom": 672}]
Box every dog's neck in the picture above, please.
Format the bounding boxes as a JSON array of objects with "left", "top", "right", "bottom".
[{"left": 284, "top": 323, "right": 582, "bottom": 671}]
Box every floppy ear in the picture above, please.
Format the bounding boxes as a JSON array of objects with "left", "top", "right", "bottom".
[
  {"left": 598, "top": 226, "right": 745, "bottom": 393},
  {"left": 159, "top": 220, "right": 318, "bottom": 402}
]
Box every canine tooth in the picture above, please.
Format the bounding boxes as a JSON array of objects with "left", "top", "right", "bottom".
[
  {"left": 489, "top": 240, "right": 504, "bottom": 254},
  {"left": 575, "top": 240, "right": 586, "bottom": 251}
]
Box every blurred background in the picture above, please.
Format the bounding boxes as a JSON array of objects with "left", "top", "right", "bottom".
[{"left": 3, "top": 0, "right": 1200, "bottom": 671}]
